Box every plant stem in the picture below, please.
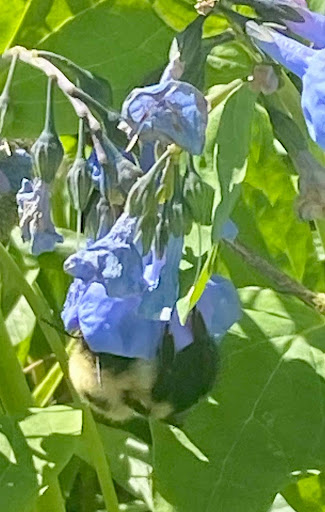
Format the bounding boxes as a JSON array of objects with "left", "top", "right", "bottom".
[
  {"left": 83, "top": 408, "right": 120, "bottom": 512},
  {"left": 44, "top": 77, "right": 55, "bottom": 133},
  {"left": 0, "top": 54, "right": 18, "bottom": 134},
  {"left": 223, "top": 239, "right": 317, "bottom": 307}
]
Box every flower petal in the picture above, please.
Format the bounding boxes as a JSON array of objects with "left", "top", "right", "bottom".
[
  {"left": 139, "top": 236, "right": 183, "bottom": 321},
  {"left": 301, "top": 51, "right": 325, "bottom": 149},
  {"left": 246, "top": 20, "right": 313, "bottom": 78},
  {"left": 197, "top": 275, "right": 242, "bottom": 339},
  {"left": 121, "top": 80, "right": 208, "bottom": 155},
  {"left": 61, "top": 278, "right": 86, "bottom": 331},
  {"left": 78, "top": 282, "right": 164, "bottom": 358}
]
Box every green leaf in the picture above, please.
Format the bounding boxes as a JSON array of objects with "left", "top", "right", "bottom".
[
  {"left": 1, "top": 0, "right": 175, "bottom": 137},
  {"left": 0, "top": 1, "right": 26, "bottom": 53},
  {"left": 152, "top": 287, "right": 325, "bottom": 512},
  {"left": 152, "top": 0, "right": 197, "bottom": 31},
  {"left": 236, "top": 105, "right": 325, "bottom": 289},
  {"left": 283, "top": 473, "right": 325, "bottom": 512},
  {"left": 206, "top": 41, "right": 253, "bottom": 87},
  {"left": 77, "top": 424, "right": 154, "bottom": 510},
  {"left": 193, "top": 79, "right": 243, "bottom": 189},
  {"left": 0, "top": 406, "right": 81, "bottom": 512},
  {"left": 20, "top": 405, "right": 82, "bottom": 484},
  {"left": 0, "top": 415, "right": 38, "bottom": 512},
  {"left": 309, "top": 1, "right": 325, "bottom": 14},
  {"left": 212, "top": 84, "right": 257, "bottom": 241},
  {"left": 5, "top": 295, "right": 35, "bottom": 364}
]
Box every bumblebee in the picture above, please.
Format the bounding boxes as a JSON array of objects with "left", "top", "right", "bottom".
[{"left": 69, "top": 309, "right": 218, "bottom": 423}]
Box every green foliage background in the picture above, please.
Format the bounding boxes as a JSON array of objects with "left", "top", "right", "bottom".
[{"left": 1, "top": 1, "right": 325, "bottom": 511}]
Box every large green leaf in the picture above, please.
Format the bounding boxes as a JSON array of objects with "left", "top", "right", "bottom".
[
  {"left": 20, "top": 405, "right": 83, "bottom": 484},
  {"left": 283, "top": 472, "right": 325, "bottom": 512},
  {"left": 1, "top": 0, "right": 175, "bottom": 137},
  {"left": 0, "top": 415, "right": 38, "bottom": 512},
  {"left": 152, "top": 287, "right": 325, "bottom": 512},
  {"left": 0, "top": 405, "right": 82, "bottom": 512},
  {"left": 206, "top": 40, "right": 253, "bottom": 87},
  {"left": 0, "top": 0, "right": 26, "bottom": 53},
  {"left": 232, "top": 105, "right": 325, "bottom": 290}
]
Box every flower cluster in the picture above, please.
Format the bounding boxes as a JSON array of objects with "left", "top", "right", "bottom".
[
  {"left": 246, "top": 2, "right": 325, "bottom": 150},
  {"left": 62, "top": 214, "right": 241, "bottom": 359}
]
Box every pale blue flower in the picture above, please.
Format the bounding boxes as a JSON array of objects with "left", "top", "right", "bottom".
[
  {"left": 62, "top": 213, "right": 241, "bottom": 358},
  {"left": 120, "top": 80, "right": 208, "bottom": 155},
  {"left": 77, "top": 284, "right": 164, "bottom": 359},
  {"left": 276, "top": 0, "right": 325, "bottom": 49},
  {"left": 247, "top": 21, "right": 325, "bottom": 149},
  {"left": 16, "top": 178, "right": 63, "bottom": 256}
]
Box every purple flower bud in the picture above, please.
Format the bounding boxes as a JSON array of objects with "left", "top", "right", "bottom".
[
  {"left": 120, "top": 80, "right": 208, "bottom": 155},
  {"left": 16, "top": 178, "right": 63, "bottom": 256},
  {"left": 160, "top": 52, "right": 185, "bottom": 83}
]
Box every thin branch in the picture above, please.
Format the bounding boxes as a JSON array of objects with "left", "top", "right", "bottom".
[{"left": 223, "top": 238, "right": 319, "bottom": 308}]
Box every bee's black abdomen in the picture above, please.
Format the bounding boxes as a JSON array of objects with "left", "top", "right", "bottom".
[{"left": 152, "top": 309, "right": 219, "bottom": 416}]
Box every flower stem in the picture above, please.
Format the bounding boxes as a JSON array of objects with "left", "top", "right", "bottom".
[
  {"left": 44, "top": 77, "right": 55, "bottom": 133},
  {"left": 0, "top": 54, "right": 18, "bottom": 134}
]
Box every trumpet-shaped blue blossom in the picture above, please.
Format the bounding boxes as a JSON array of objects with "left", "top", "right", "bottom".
[
  {"left": 247, "top": 21, "right": 325, "bottom": 150},
  {"left": 275, "top": 0, "right": 325, "bottom": 49},
  {"left": 62, "top": 213, "right": 241, "bottom": 359},
  {"left": 120, "top": 80, "right": 208, "bottom": 155},
  {"left": 16, "top": 178, "right": 63, "bottom": 256}
]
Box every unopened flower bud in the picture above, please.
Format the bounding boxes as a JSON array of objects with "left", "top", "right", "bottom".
[
  {"left": 67, "top": 157, "right": 94, "bottom": 212},
  {"left": 31, "top": 78, "right": 63, "bottom": 183}
]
